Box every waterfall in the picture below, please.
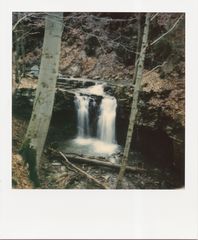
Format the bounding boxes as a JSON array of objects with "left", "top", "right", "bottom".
[
  {"left": 74, "top": 84, "right": 118, "bottom": 155},
  {"left": 97, "top": 97, "right": 117, "bottom": 143},
  {"left": 75, "top": 94, "right": 90, "bottom": 137}
]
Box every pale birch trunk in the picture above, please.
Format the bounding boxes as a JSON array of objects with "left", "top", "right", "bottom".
[
  {"left": 116, "top": 13, "right": 151, "bottom": 188},
  {"left": 132, "top": 13, "right": 142, "bottom": 85},
  {"left": 20, "top": 34, "right": 25, "bottom": 77},
  {"left": 20, "top": 13, "right": 63, "bottom": 186},
  {"left": 13, "top": 13, "right": 21, "bottom": 94}
]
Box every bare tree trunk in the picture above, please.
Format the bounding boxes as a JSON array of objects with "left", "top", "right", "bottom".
[
  {"left": 20, "top": 13, "right": 63, "bottom": 186},
  {"left": 116, "top": 13, "right": 151, "bottom": 189},
  {"left": 132, "top": 13, "right": 142, "bottom": 85},
  {"left": 14, "top": 24, "right": 20, "bottom": 84},
  {"left": 17, "top": 12, "right": 26, "bottom": 79},
  {"left": 13, "top": 13, "right": 25, "bottom": 93},
  {"left": 20, "top": 33, "right": 25, "bottom": 77}
]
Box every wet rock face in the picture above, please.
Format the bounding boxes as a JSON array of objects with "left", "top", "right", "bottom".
[
  {"left": 13, "top": 78, "right": 184, "bottom": 134},
  {"left": 57, "top": 77, "right": 96, "bottom": 89},
  {"left": 13, "top": 88, "right": 35, "bottom": 118},
  {"left": 13, "top": 78, "right": 184, "bottom": 141}
]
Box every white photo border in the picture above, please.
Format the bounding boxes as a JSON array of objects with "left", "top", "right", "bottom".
[{"left": 0, "top": 0, "right": 197, "bottom": 239}]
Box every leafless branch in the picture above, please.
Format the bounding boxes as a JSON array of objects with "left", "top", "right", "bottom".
[
  {"left": 13, "top": 31, "right": 40, "bottom": 44},
  {"left": 59, "top": 151, "right": 109, "bottom": 189},
  {"left": 90, "top": 15, "right": 137, "bottom": 23},
  {"left": 79, "top": 19, "right": 107, "bottom": 54},
  {"left": 12, "top": 13, "right": 35, "bottom": 32},
  {"left": 150, "top": 14, "right": 184, "bottom": 46},
  {"left": 151, "top": 13, "right": 159, "bottom": 21},
  {"left": 143, "top": 62, "right": 166, "bottom": 77}
]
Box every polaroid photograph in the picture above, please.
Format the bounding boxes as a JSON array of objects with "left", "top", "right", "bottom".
[{"left": 0, "top": 0, "right": 197, "bottom": 239}]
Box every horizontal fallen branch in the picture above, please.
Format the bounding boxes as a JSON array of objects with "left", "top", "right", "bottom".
[
  {"left": 48, "top": 148, "right": 146, "bottom": 173},
  {"left": 66, "top": 153, "right": 146, "bottom": 172},
  {"left": 59, "top": 151, "right": 109, "bottom": 189}
]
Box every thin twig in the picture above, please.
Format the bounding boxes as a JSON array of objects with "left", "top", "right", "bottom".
[
  {"left": 12, "top": 12, "right": 139, "bottom": 55},
  {"left": 150, "top": 14, "right": 184, "bottom": 46},
  {"left": 12, "top": 13, "right": 34, "bottom": 32},
  {"left": 79, "top": 19, "right": 107, "bottom": 54},
  {"left": 13, "top": 32, "right": 40, "bottom": 44},
  {"left": 151, "top": 13, "right": 159, "bottom": 21},
  {"left": 59, "top": 151, "right": 109, "bottom": 189},
  {"left": 143, "top": 62, "right": 166, "bottom": 77}
]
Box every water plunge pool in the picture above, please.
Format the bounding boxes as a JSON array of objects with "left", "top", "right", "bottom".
[{"left": 60, "top": 83, "right": 121, "bottom": 161}]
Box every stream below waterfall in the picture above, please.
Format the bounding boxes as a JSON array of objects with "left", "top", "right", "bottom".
[{"left": 59, "top": 84, "right": 121, "bottom": 161}]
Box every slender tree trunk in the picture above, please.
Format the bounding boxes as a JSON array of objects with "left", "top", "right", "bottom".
[
  {"left": 13, "top": 13, "right": 24, "bottom": 91},
  {"left": 20, "top": 34, "right": 25, "bottom": 77},
  {"left": 20, "top": 13, "right": 63, "bottom": 186},
  {"left": 132, "top": 13, "right": 142, "bottom": 85},
  {"left": 15, "top": 31, "right": 20, "bottom": 83},
  {"left": 18, "top": 12, "right": 26, "bottom": 79},
  {"left": 116, "top": 13, "right": 151, "bottom": 189}
]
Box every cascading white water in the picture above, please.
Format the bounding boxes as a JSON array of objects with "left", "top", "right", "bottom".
[
  {"left": 97, "top": 97, "right": 117, "bottom": 143},
  {"left": 74, "top": 84, "right": 119, "bottom": 156},
  {"left": 75, "top": 94, "right": 90, "bottom": 137},
  {"left": 75, "top": 84, "right": 105, "bottom": 139}
]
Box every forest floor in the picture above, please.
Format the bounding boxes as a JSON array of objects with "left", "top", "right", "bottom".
[
  {"left": 12, "top": 117, "right": 33, "bottom": 188},
  {"left": 12, "top": 115, "right": 183, "bottom": 189}
]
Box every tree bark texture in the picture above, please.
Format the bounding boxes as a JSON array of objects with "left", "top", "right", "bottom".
[
  {"left": 132, "top": 13, "right": 142, "bottom": 84},
  {"left": 116, "top": 13, "right": 151, "bottom": 189},
  {"left": 20, "top": 13, "right": 63, "bottom": 185},
  {"left": 14, "top": 21, "right": 20, "bottom": 84}
]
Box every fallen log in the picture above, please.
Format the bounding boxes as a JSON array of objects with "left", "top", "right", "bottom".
[
  {"left": 59, "top": 151, "right": 109, "bottom": 189},
  {"left": 48, "top": 148, "right": 146, "bottom": 173},
  {"left": 66, "top": 154, "right": 146, "bottom": 172}
]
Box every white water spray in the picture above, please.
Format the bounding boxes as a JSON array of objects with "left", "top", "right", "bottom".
[
  {"left": 97, "top": 97, "right": 117, "bottom": 143},
  {"left": 75, "top": 94, "right": 90, "bottom": 137},
  {"left": 74, "top": 84, "right": 118, "bottom": 155}
]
